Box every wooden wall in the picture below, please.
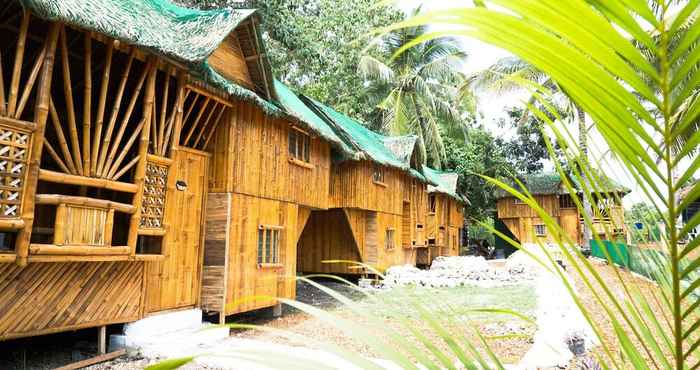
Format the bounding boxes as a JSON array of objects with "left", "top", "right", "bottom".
[
  {"left": 329, "top": 161, "right": 405, "bottom": 214},
  {"left": 144, "top": 149, "right": 209, "bottom": 313},
  {"left": 200, "top": 193, "right": 307, "bottom": 317},
  {"left": 209, "top": 101, "right": 331, "bottom": 210},
  {"left": 297, "top": 208, "right": 416, "bottom": 275},
  {"left": 0, "top": 261, "right": 143, "bottom": 340},
  {"left": 207, "top": 33, "right": 254, "bottom": 90}
]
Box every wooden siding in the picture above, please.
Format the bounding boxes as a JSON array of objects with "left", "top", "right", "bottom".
[
  {"left": 209, "top": 101, "right": 331, "bottom": 209},
  {"left": 0, "top": 261, "right": 143, "bottom": 340},
  {"left": 207, "top": 33, "right": 254, "bottom": 90},
  {"left": 224, "top": 193, "right": 300, "bottom": 315},
  {"left": 297, "top": 208, "right": 416, "bottom": 274},
  {"left": 497, "top": 196, "right": 560, "bottom": 219},
  {"left": 329, "top": 161, "right": 404, "bottom": 214},
  {"left": 144, "top": 149, "right": 208, "bottom": 313}
]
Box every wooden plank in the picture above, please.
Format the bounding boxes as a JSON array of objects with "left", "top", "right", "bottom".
[
  {"left": 54, "top": 349, "right": 126, "bottom": 370},
  {"left": 35, "top": 194, "right": 136, "bottom": 214},
  {"left": 29, "top": 245, "right": 130, "bottom": 255},
  {"left": 39, "top": 169, "right": 138, "bottom": 193}
]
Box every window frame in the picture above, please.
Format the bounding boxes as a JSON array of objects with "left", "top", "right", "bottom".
[
  {"left": 559, "top": 194, "right": 576, "bottom": 209},
  {"left": 428, "top": 194, "right": 437, "bottom": 214},
  {"left": 513, "top": 198, "right": 525, "bottom": 204},
  {"left": 288, "top": 127, "right": 311, "bottom": 164},
  {"left": 534, "top": 224, "right": 547, "bottom": 237},
  {"left": 257, "top": 224, "right": 283, "bottom": 267},
  {"left": 385, "top": 228, "right": 396, "bottom": 250},
  {"left": 372, "top": 165, "right": 386, "bottom": 185}
]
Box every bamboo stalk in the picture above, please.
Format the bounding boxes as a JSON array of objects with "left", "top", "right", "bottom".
[
  {"left": 15, "top": 22, "right": 60, "bottom": 267},
  {"left": 162, "top": 88, "right": 187, "bottom": 157},
  {"left": 42, "top": 140, "right": 70, "bottom": 173},
  {"left": 14, "top": 43, "right": 46, "bottom": 119},
  {"left": 150, "top": 98, "right": 158, "bottom": 154},
  {"left": 7, "top": 12, "right": 30, "bottom": 117},
  {"left": 110, "top": 155, "right": 140, "bottom": 181},
  {"left": 59, "top": 26, "right": 83, "bottom": 175},
  {"left": 35, "top": 194, "right": 136, "bottom": 214},
  {"left": 97, "top": 48, "right": 135, "bottom": 176},
  {"left": 106, "top": 118, "right": 145, "bottom": 179},
  {"left": 182, "top": 97, "right": 210, "bottom": 146},
  {"left": 82, "top": 33, "right": 92, "bottom": 175},
  {"left": 0, "top": 50, "right": 6, "bottom": 116},
  {"left": 158, "top": 66, "right": 171, "bottom": 155},
  {"left": 39, "top": 169, "right": 138, "bottom": 193},
  {"left": 193, "top": 102, "right": 221, "bottom": 149},
  {"left": 181, "top": 92, "right": 199, "bottom": 128},
  {"left": 101, "top": 60, "right": 152, "bottom": 178},
  {"left": 127, "top": 61, "right": 156, "bottom": 254},
  {"left": 91, "top": 41, "right": 113, "bottom": 176},
  {"left": 201, "top": 105, "right": 228, "bottom": 150},
  {"left": 49, "top": 99, "right": 77, "bottom": 174}
]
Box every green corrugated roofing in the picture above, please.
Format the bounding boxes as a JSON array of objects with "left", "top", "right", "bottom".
[
  {"left": 495, "top": 172, "right": 631, "bottom": 199},
  {"left": 305, "top": 98, "right": 411, "bottom": 169},
  {"left": 423, "top": 166, "right": 465, "bottom": 203},
  {"left": 273, "top": 81, "right": 352, "bottom": 155},
  {"left": 21, "top": 0, "right": 286, "bottom": 116}
]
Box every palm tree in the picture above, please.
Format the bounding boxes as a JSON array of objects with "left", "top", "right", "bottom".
[{"left": 359, "top": 20, "right": 469, "bottom": 168}]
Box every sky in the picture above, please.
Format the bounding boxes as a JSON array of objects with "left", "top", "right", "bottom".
[{"left": 399, "top": 0, "right": 653, "bottom": 206}]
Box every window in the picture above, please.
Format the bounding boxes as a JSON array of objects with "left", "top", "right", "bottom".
[
  {"left": 534, "top": 224, "right": 547, "bottom": 237},
  {"left": 372, "top": 165, "right": 385, "bottom": 184},
  {"left": 559, "top": 195, "right": 576, "bottom": 209},
  {"left": 257, "top": 225, "right": 282, "bottom": 265},
  {"left": 428, "top": 194, "right": 437, "bottom": 213},
  {"left": 514, "top": 198, "right": 525, "bottom": 204},
  {"left": 385, "top": 229, "right": 395, "bottom": 250},
  {"left": 288, "top": 128, "right": 310, "bottom": 163}
]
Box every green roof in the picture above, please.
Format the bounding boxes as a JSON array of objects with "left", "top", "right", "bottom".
[
  {"left": 305, "top": 98, "right": 412, "bottom": 169},
  {"left": 495, "top": 172, "right": 631, "bottom": 199},
  {"left": 273, "top": 81, "right": 353, "bottom": 155},
  {"left": 423, "top": 166, "right": 465, "bottom": 203},
  {"left": 21, "top": 0, "right": 285, "bottom": 116}
]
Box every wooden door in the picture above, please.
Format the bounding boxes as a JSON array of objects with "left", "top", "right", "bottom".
[
  {"left": 145, "top": 149, "right": 209, "bottom": 313},
  {"left": 365, "top": 212, "right": 378, "bottom": 265}
]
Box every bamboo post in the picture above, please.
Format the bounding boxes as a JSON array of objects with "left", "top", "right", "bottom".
[
  {"left": 7, "top": 12, "right": 30, "bottom": 117},
  {"left": 127, "top": 60, "right": 156, "bottom": 254},
  {"left": 59, "top": 27, "right": 83, "bottom": 175},
  {"left": 91, "top": 41, "right": 114, "bottom": 176},
  {"left": 16, "top": 22, "right": 61, "bottom": 267},
  {"left": 82, "top": 33, "right": 92, "bottom": 175}
]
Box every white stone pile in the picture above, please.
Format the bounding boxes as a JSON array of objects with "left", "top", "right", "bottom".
[{"left": 383, "top": 255, "right": 539, "bottom": 289}]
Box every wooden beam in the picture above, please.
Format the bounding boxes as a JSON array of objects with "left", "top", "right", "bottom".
[
  {"left": 42, "top": 140, "right": 71, "bottom": 174},
  {"left": 39, "top": 169, "right": 138, "bottom": 193},
  {"left": 35, "top": 194, "right": 136, "bottom": 214},
  {"left": 48, "top": 99, "right": 77, "bottom": 174},
  {"left": 29, "top": 244, "right": 131, "bottom": 256},
  {"left": 249, "top": 17, "right": 271, "bottom": 100},
  {"left": 97, "top": 49, "right": 135, "bottom": 176},
  {"left": 106, "top": 118, "right": 145, "bottom": 179},
  {"left": 97, "top": 326, "right": 106, "bottom": 355},
  {"left": 15, "top": 22, "right": 61, "bottom": 267},
  {"left": 0, "top": 254, "right": 16, "bottom": 263},
  {"left": 14, "top": 42, "right": 46, "bottom": 119},
  {"left": 7, "top": 12, "right": 30, "bottom": 117},
  {"left": 82, "top": 33, "right": 92, "bottom": 174},
  {"left": 91, "top": 41, "right": 114, "bottom": 176},
  {"left": 192, "top": 102, "right": 221, "bottom": 149},
  {"left": 182, "top": 97, "right": 210, "bottom": 146},
  {"left": 0, "top": 219, "right": 25, "bottom": 230},
  {"left": 59, "top": 26, "right": 83, "bottom": 175},
  {"left": 158, "top": 66, "right": 172, "bottom": 155},
  {"left": 54, "top": 349, "right": 127, "bottom": 370},
  {"left": 0, "top": 50, "right": 7, "bottom": 116},
  {"left": 127, "top": 60, "right": 157, "bottom": 255}
]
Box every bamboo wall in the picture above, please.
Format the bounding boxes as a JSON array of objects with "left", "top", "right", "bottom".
[
  {"left": 297, "top": 208, "right": 416, "bottom": 275},
  {"left": 0, "top": 261, "right": 143, "bottom": 340},
  {"left": 329, "top": 161, "right": 405, "bottom": 214},
  {"left": 497, "top": 196, "right": 624, "bottom": 245},
  {"left": 209, "top": 101, "right": 331, "bottom": 210},
  {"left": 200, "top": 193, "right": 306, "bottom": 316}
]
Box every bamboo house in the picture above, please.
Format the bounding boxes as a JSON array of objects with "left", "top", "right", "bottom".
[
  {"left": 0, "top": 0, "right": 467, "bottom": 340},
  {"left": 495, "top": 173, "right": 629, "bottom": 247}
]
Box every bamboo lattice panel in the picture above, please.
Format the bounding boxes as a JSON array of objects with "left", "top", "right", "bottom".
[
  {"left": 140, "top": 161, "right": 168, "bottom": 229},
  {"left": 0, "top": 123, "right": 30, "bottom": 218},
  {"left": 0, "top": 261, "right": 143, "bottom": 340}
]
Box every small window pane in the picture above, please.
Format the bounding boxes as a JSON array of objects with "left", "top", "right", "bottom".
[
  {"left": 272, "top": 230, "right": 279, "bottom": 264},
  {"left": 265, "top": 229, "right": 272, "bottom": 263},
  {"left": 257, "top": 229, "right": 264, "bottom": 264},
  {"left": 288, "top": 131, "right": 297, "bottom": 157},
  {"left": 303, "top": 135, "right": 310, "bottom": 162}
]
